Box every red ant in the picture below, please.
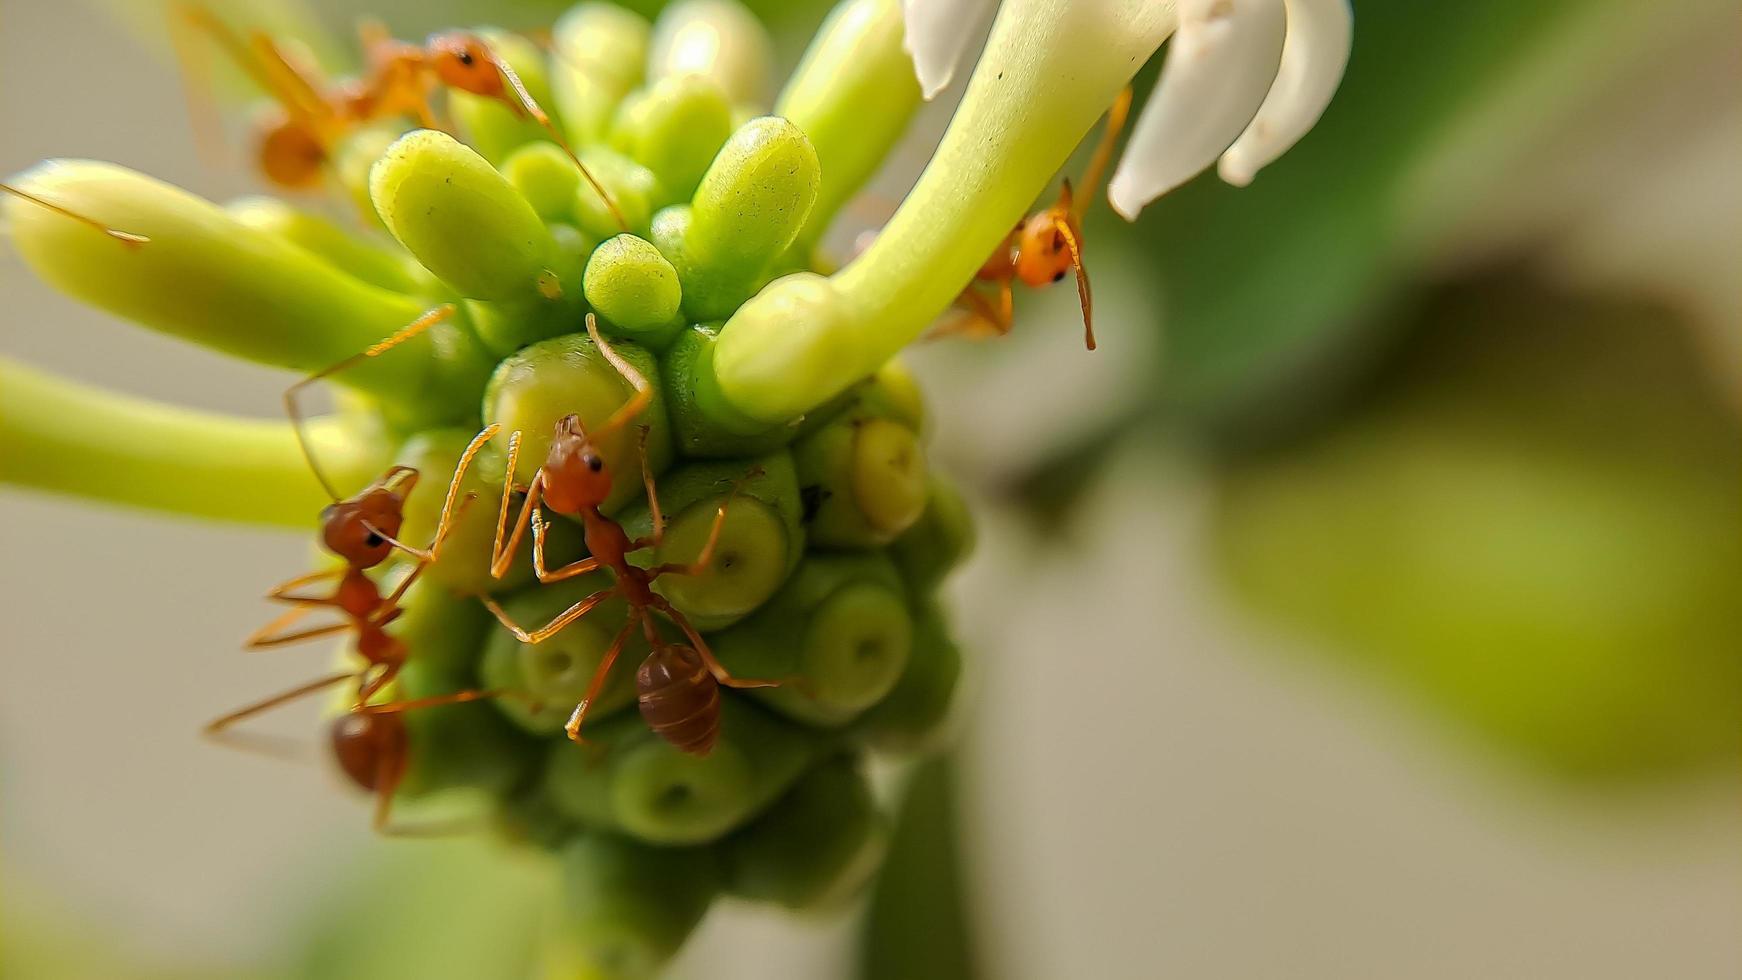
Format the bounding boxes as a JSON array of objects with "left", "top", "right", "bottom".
[
  {"left": 172, "top": 6, "right": 626, "bottom": 230},
  {"left": 1, "top": 183, "right": 149, "bottom": 247},
  {"left": 940, "top": 87, "right": 1133, "bottom": 351},
  {"left": 478, "top": 314, "right": 776, "bottom": 756},
  {"left": 204, "top": 306, "right": 500, "bottom": 831}
]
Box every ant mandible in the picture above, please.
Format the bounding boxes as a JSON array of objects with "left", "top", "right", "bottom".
[
  {"left": 944, "top": 87, "right": 1134, "bottom": 351},
  {"left": 476, "top": 314, "right": 776, "bottom": 754}
]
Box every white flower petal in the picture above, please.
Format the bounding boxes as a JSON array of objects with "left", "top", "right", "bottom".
[
  {"left": 1106, "top": 0, "right": 1287, "bottom": 220},
  {"left": 1218, "top": 0, "right": 1353, "bottom": 186},
  {"left": 901, "top": 0, "right": 997, "bottom": 101}
]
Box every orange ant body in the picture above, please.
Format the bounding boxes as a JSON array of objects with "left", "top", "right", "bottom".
[
  {"left": 173, "top": 7, "right": 626, "bottom": 229},
  {"left": 479, "top": 315, "right": 775, "bottom": 756},
  {"left": 943, "top": 87, "right": 1133, "bottom": 350},
  {"left": 1, "top": 183, "right": 149, "bottom": 246}
]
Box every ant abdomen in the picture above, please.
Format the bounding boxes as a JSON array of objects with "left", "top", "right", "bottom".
[
  {"left": 636, "top": 645, "right": 720, "bottom": 757},
  {"left": 329, "top": 711, "right": 407, "bottom": 793}
]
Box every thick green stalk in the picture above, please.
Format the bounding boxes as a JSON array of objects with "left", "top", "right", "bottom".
[
  {"left": 712, "top": 0, "right": 1177, "bottom": 424},
  {"left": 0, "top": 357, "right": 381, "bottom": 526}
]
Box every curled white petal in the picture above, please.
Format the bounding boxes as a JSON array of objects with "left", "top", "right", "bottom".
[
  {"left": 1218, "top": 0, "right": 1353, "bottom": 186},
  {"left": 1106, "top": 0, "right": 1287, "bottom": 220},
  {"left": 901, "top": 0, "right": 997, "bottom": 100}
]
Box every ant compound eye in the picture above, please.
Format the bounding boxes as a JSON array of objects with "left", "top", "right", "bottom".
[
  {"left": 1052, "top": 270, "right": 1067, "bottom": 283},
  {"left": 456, "top": 48, "right": 475, "bottom": 66},
  {"left": 584, "top": 454, "right": 604, "bottom": 473}
]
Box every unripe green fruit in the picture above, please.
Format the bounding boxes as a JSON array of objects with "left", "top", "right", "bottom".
[
  {"left": 855, "top": 600, "right": 962, "bottom": 755},
  {"left": 479, "top": 575, "right": 640, "bottom": 735},
  {"left": 583, "top": 234, "right": 683, "bottom": 343},
  {"left": 722, "top": 755, "right": 886, "bottom": 910},
  {"left": 648, "top": 0, "right": 774, "bottom": 106},
  {"left": 611, "top": 74, "right": 734, "bottom": 201},
  {"left": 551, "top": 3, "right": 651, "bottom": 145},
  {"left": 225, "top": 196, "right": 435, "bottom": 296},
  {"left": 890, "top": 477, "right": 975, "bottom": 591},
  {"left": 572, "top": 147, "right": 668, "bottom": 238},
  {"left": 793, "top": 414, "right": 928, "bottom": 547},
  {"left": 554, "top": 834, "right": 719, "bottom": 979},
  {"left": 504, "top": 142, "right": 583, "bottom": 223}
]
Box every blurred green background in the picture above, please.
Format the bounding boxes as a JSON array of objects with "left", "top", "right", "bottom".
[{"left": 2, "top": 0, "right": 1736, "bottom": 977}]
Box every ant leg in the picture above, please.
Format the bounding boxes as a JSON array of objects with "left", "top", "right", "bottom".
[
  {"left": 358, "top": 688, "right": 506, "bottom": 715},
  {"left": 586, "top": 314, "right": 653, "bottom": 436},
  {"left": 284, "top": 306, "right": 456, "bottom": 500},
  {"left": 353, "top": 662, "right": 402, "bottom": 706},
  {"left": 646, "top": 467, "right": 761, "bottom": 575},
  {"left": 1, "top": 184, "right": 149, "bottom": 247},
  {"left": 565, "top": 614, "right": 639, "bottom": 743},
  {"left": 531, "top": 510, "right": 602, "bottom": 583},
  {"left": 244, "top": 606, "right": 352, "bottom": 649},
  {"left": 637, "top": 425, "right": 665, "bottom": 547},
  {"left": 1048, "top": 211, "right": 1095, "bottom": 350},
  {"left": 204, "top": 670, "right": 354, "bottom": 737},
  {"left": 264, "top": 567, "right": 345, "bottom": 605},
  {"left": 1076, "top": 86, "right": 1134, "bottom": 218},
  {"left": 658, "top": 602, "right": 779, "bottom": 689},
  {"left": 480, "top": 587, "right": 616, "bottom": 645},
  {"left": 492, "top": 56, "right": 627, "bottom": 232},
  {"left": 489, "top": 433, "right": 544, "bottom": 580}
]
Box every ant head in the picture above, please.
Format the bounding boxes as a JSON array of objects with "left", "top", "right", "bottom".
[
  {"left": 329, "top": 710, "right": 406, "bottom": 793},
  {"left": 426, "top": 32, "right": 504, "bottom": 98},
  {"left": 1012, "top": 211, "right": 1076, "bottom": 288},
  {"left": 257, "top": 114, "right": 326, "bottom": 190},
  {"left": 541, "top": 413, "right": 613, "bottom": 513},
  {"left": 320, "top": 485, "right": 404, "bottom": 567}
]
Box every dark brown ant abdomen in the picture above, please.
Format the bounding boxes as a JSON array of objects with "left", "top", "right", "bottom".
[
  {"left": 636, "top": 646, "right": 720, "bottom": 756},
  {"left": 330, "top": 711, "right": 407, "bottom": 792}
]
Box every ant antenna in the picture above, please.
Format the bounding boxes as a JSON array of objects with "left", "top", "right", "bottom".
[
  {"left": 585, "top": 313, "right": 653, "bottom": 436},
  {"left": 1079, "top": 87, "right": 1133, "bottom": 221},
  {"left": 1, "top": 184, "right": 149, "bottom": 246},
  {"left": 488, "top": 51, "right": 630, "bottom": 233}
]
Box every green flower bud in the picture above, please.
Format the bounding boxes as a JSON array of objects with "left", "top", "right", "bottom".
[
  {"left": 545, "top": 699, "right": 817, "bottom": 844},
  {"left": 660, "top": 324, "right": 799, "bottom": 454},
  {"left": 554, "top": 834, "right": 719, "bottom": 979},
  {"left": 793, "top": 411, "right": 927, "bottom": 548},
  {"left": 890, "top": 477, "right": 975, "bottom": 592},
  {"left": 854, "top": 600, "right": 962, "bottom": 755},
  {"left": 463, "top": 223, "right": 597, "bottom": 357},
  {"left": 448, "top": 31, "right": 555, "bottom": 165},
  {"left": 371, "top": 130, "right": 562, "bottom": 302},
  {"left": 392, "top": 662, "right": 535, "bottom": 799},
  {"left": 615, "top": 452, "right": 804, "bottom": 630},
  {"left": 504, "top": 142, "right": 582, "bottom": 223},
  {"left": 584, "top": 234, "right": 683, "bottom": 343},
  {"left": 225, "top": 195, "right": 436, "bottom": 296},
  {"left": 4, "top": 161, "right": 483, "bottom": 419},
  {"left": 722, "top": 756, "right": 886, "bottom": 910},
  {"left": 479, "top": 575, "right": 641, "bottom": 736},
  {"left": 648, "top": 0, "right": 774, "bottom": 107},
  {"left": 711, "top": 553, "right": 913, "bottom": 726},
  {"left": 550, "top": 3, "right": 652, "bottom": 145},
  {"left": 777, "top": 0, "right": 922, "bottom": 249},
  {"left": 482, "top": 331, "right": 673, "bottom": 514},
  {"left": 573, "top": 147, "right": 668, "bottom": 239},
  {"left": 612, "top": 75, "right": 734, "bottom": 201}
]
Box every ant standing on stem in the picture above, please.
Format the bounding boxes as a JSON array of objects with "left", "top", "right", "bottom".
[
  {"left": 479, "top": 315, "right": 778, "bottom": 756},
  {"left": 204, "top": 305, "right": 499, "bottom": 832}
]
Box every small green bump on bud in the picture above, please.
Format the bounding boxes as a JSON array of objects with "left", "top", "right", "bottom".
[
  {"left": 370, "top": 130, "right": 560, "bottom": 302},
  {"left": 854, "top": 600, "right": 962, "bottom": 755},
  {"left": 683, "top": 117, "right": 820, "bottom": 313},
  {"left": 447, "top": 31, "right": 556, "bottom": 165},
  {"left": 794, "top": 412, "right": 928, "bottom": 548},
  {"left": 554, "top": 834, "right": 719, "bottom": 979},
  {"left": 611, "top": 734, "right": 757, "bottom": 844},
  {"left": 225, "top": 195, "right": 436, "bottom": 296},
  {"left": 612, "top": 75, "right": 734, "bottom": 201},
  {"left": 551, "top": 3, "right": 652, "bottom": 144},
  {"left": 648, "top": 0, "right": 774, "bottom": 106},
  {"left": 711, "top": 553, "right": 914, "bottom": 726},
  {"left": 616, "top": 452, "right": 805, "bottom": 630},
  {"left": 722, "top": 756, "right": 887, "bottom": 910},
  {"left": 661, "top": 324, "right": 801, "bottom": 454},
  {"left": 482, "top": 332, "right": 673, "bottom": 513},
  {"left": 573, "top": 147, "right": 668, "bottom": 238},
  {"left": 480, "top": 576, "right": 641, "bottom": 735},
  {"left": 890, "top": 477, "right": 976, "bottom": 592},
  {"left": 504, "top": 142, "right": 582, "bottom": 222},
  {"left": 583, "top": 234, "right": 683, "bottom": 342}
]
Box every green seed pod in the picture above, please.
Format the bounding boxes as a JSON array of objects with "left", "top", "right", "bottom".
[
  {"left": 611, "top": 75, "right": 734, "bottom": 201},
  {"left": 889, "top": 477, "right": 975, "bottom": 592},
  {"left": 614, "top": 452, "right": 804, "bottom": 630},
  {"left": 777, "top": 0, "right": 923, "bottom": 249},
  {"left": 573, "top": 147, "right": 669, "bottom": 239},
  {"left": 482, "top": 331, "right": 673, "bottom": 514},
  {"left": 792, "top": 408, "right": 928, "bottom": 548},
  {"left": 550, "top": 3, "right": 652, "bottom": 145},
  {"left": 660, "top": 324, "right": 799, "bottom": 455},
  {"left": 225, "top": 195, "right": 436, "bottom": 296},
  {"left": 479, "top": 574, "right": 641, "bottom": 736},
  {"left": 648, "top": 0, "right": 774, "bottom": 107},
  {"left": 3, "top": 160, "right": 484, "bottom": 421},
  {"left": 678, "top": 117, "right": 820, "bottom": 319},
  {"left": 722, "top": 756, "right": 887, "bottom": 910},
  {"left": 544, "top": 699, "right": 818, "bottom": 844},
  {"left": 710, "top": 553, "right": 913, "bottom": 726},
  {"left": 447, "top": 31, "right": 556, "bottom": 165},
  {"left": 504, "top": 142, "right": 582, "bottom": 223},
  {"left": 583, "top": 234, "right": 683, "bottom": 344},
  {"left": 854, "top": 600, "right": 962, "bottom": 755},
  {"left": 392, "top": 660, "right": 535, "bottom": 799},
  {"left": 553, "top": 834, "right": 719, "bottom": 979},
  {"left": 371, "top": 130, "right": 563, "bottom": 302}
]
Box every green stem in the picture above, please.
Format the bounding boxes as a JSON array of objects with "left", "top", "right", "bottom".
[
  {"left": 0, "top": 357, "right": 383, "bottom": 527},
  {"left": 711, "top": 0, "right": 1176, "bottom": 424},
  {"left": 858, "top": 754, "right": 979, "bottom": 980}
]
